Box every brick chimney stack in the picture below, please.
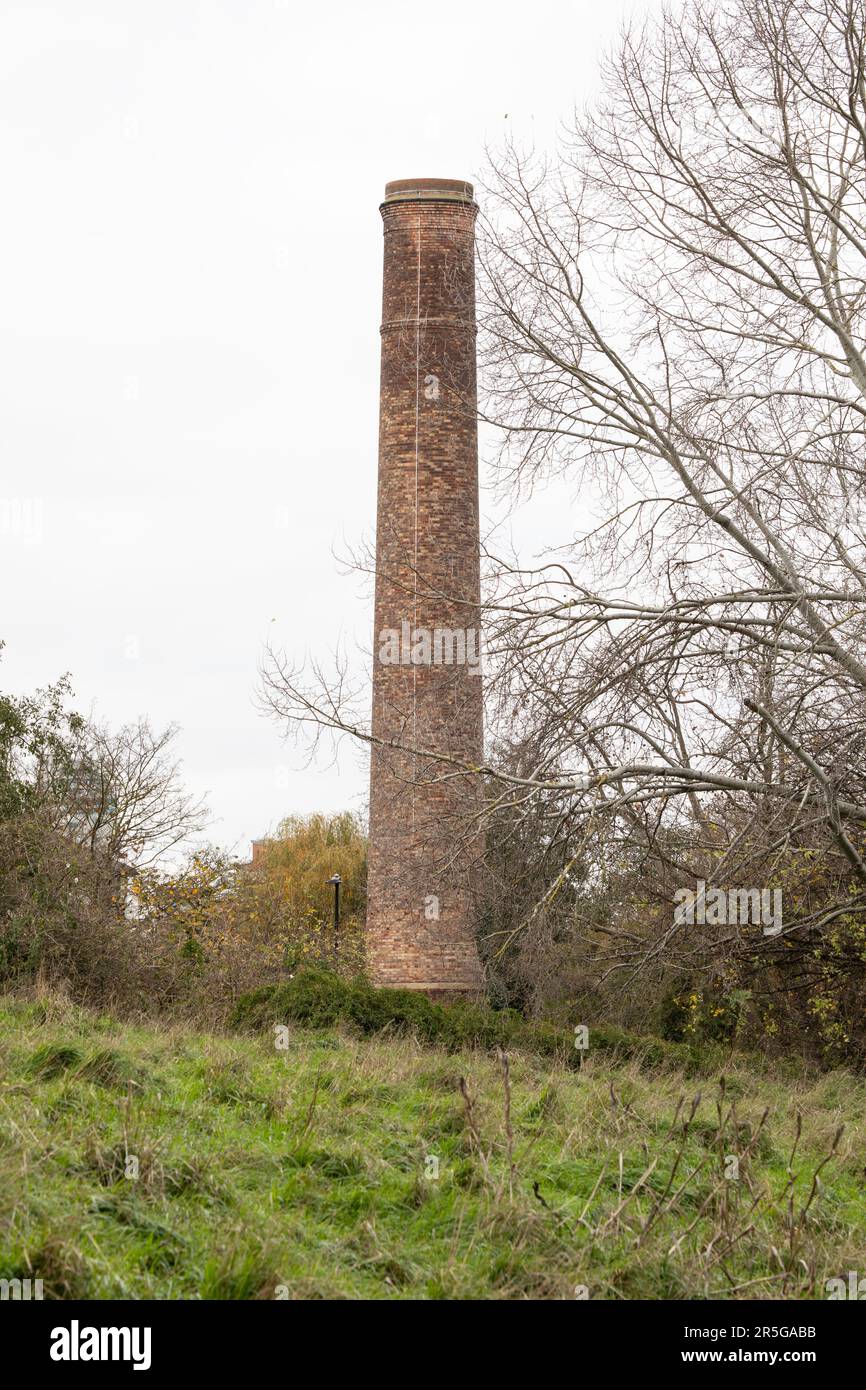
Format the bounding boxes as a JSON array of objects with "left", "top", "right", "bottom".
[{"left": 366, "top": 178, "right": 484, "bottom": 997}]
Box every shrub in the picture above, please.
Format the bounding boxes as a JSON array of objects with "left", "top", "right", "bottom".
[{"left": 230, "top": 967, "right": 698, "bottom": 1070}]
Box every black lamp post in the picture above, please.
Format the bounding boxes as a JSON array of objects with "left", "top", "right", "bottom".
[{"left": 327, "top": 873, "right": 341, "bottom": 955}]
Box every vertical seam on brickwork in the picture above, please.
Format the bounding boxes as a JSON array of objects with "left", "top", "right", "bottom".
[{"left": 412, "top": 213, "right": 421, "bottom": 834}]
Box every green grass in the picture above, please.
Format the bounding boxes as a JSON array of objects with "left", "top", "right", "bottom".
[{"left": 0, "top": 989, "right": 864, "bottom": 1299}]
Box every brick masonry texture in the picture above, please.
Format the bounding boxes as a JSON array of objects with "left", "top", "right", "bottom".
[{"left": 366, "top": 179, "right": 485, "bottom": 994}]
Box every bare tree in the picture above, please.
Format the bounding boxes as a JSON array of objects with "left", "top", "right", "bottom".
[
  {"left": 0, "top": 677, "right": 208, "bottom": 870},
  {"left": 57, "top": 717, "right": 209, "bottom": 869}
]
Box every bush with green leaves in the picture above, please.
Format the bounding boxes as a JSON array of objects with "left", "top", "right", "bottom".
[{"left": 230, "top": 968, "right": 718, "bottom": 1072}]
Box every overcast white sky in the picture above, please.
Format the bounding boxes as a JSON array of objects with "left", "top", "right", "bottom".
[{"left": 0, "top": 0, "right": 657, "bottom": 859}]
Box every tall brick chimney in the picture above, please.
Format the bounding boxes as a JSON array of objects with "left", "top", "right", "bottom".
[{"left": 366, "top": 178, "right": 484, "bottom": 997}]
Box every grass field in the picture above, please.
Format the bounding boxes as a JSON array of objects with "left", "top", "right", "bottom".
[{"left": 1, "top": 991, "right": 863, "bottom": 1300}]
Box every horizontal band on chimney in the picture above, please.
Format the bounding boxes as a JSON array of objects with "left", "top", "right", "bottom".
[
  {"left": 376, "top": 981, "right": 482, "bottom": 992},
  {"left": 380, "top": 316, "right": 477, "bottom": 335}
]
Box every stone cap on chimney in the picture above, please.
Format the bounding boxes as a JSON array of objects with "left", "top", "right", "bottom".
[{"left": 382, "top": 178, "right": 475, "bottom": 206}]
